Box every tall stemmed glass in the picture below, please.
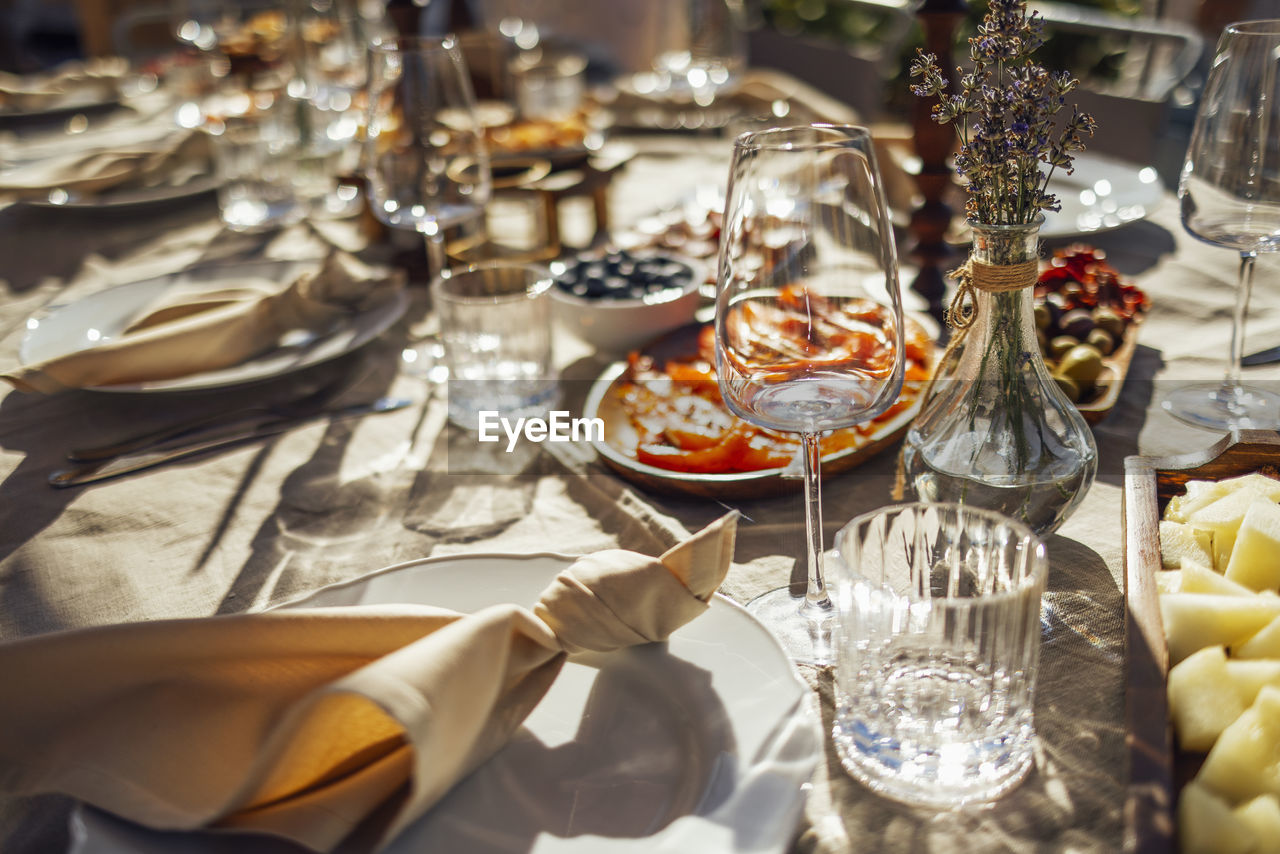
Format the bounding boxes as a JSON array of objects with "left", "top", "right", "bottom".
[
  {"left": 171, "top": 0, "right": 296, "bottom": 86},
  {"left": 715, "top": 125, "right": 905, "bottom": 664},
  {"left": 364, "top": 35, "right": 492, "bottom": 373},
  {"left": 364, "top": 36, "right": 492, "bottom": 274},
  {"left": 1167, "top": 20, "right": 1280, "bottom": 430},
  {"left": 295, "top": 0, "right": 390, "bottom": 218}
]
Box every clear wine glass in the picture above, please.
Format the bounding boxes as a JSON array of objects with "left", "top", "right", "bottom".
[
  {"left": 171, "top": 0, "right": 296, "bottom": 85},
  {"left": 365, "top": 35, "right": 492, "bottom": 272},
  {"left": 652, "top": 0, "right": 746, "bottom": 107},
  {"left": 294, "top": 0, "right": 391, "bottom": 219},
  {"left": 715, "top": 124, "right": 906, "bottom": 665},
  {"left": 364, "top": 35, "right": 493, "bottom": 374},
  {"left": 169, "top": 0, "right": 299, "bottom": 131},
  {"left": 1167, "top": 19, "right": 1280, "bottom": 431}
]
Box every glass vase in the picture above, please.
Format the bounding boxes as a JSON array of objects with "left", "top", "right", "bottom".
[{"left": 902, "top": 216, "right": 1097, "bottom": 535}]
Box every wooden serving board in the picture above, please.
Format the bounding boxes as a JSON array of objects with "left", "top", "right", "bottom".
[
  {"left": 1123, "top": 430, "right": 1280, "bottom": 853},
  {"left": 1078, "top": 311, "right": 1145, "bottom": 425}
]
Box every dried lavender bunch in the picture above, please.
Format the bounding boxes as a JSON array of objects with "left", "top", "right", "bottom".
[{"left": 909, "top": 0, "right": 1098, "bottom": 226}]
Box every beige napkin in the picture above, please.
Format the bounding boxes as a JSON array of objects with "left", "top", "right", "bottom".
[
  {"left": 0, "top": 513, "right": 737, "bottom": 852},
  {"left": 0, "top": 129, "right": 211, "bottom": 200},
  {"left": 2, "top": 252, "right": 403, "bottom": 393},
  {"left": 0, "top": 58, "right": 126, "bottom": 110}
]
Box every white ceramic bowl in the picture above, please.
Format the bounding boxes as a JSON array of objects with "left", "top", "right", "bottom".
[{"left": 548, "top": 251, "right": 705, "bottom": 355}]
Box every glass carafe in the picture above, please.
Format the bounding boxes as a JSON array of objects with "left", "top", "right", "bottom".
[{"left": 902, "top": 216, "right": 1097, "bottom": 535}]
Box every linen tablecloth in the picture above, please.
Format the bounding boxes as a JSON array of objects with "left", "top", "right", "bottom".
[{"left": 1, "top": 125, "right": 1279, "bottom": 854}]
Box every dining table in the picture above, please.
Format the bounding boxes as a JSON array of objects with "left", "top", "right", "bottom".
[{"left": 2, "top": 64, "right": 1280, "bottom": 854}]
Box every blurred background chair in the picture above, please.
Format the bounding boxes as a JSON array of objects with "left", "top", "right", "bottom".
[
  {"left": 101, "top": 2, "right": 178, "bottom": 63},
  {"left": 3, "top": 0, "right": 81, "bottom": 70},
  {"left": 458, "top": 0, "right": 690, "bottom": 82},
  {"left": 1031, "top": 1, "right": 1203, "bottom": 177},
  {"left": 744, "top": 0, "right": 917, "bottom": 122}
]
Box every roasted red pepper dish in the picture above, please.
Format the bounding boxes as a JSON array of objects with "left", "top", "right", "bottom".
[{"left": 613, "top": 292, "right": 933, "bottom": 475}]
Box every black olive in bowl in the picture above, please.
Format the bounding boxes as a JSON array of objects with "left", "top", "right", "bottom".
[{"left": 549, "top": 249, "right": 704, "bottom": 353}]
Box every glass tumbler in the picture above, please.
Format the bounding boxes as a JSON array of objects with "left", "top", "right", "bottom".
[
  {"left": 432, "top": 262, "right": 560, "bottom": 431},
  {"left": 829, "top": 502, "right": 1047, "bottom": 807}
]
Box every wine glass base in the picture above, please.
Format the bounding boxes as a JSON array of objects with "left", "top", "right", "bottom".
[
  {"left": 401, "top": 338, "right": 449, "bottom": 382},
  {"left": 745, "top": 587, "right": 835, "bottom": 667},
  {"left": 1162, "top": 383, "right": 1280, "bottom": 431}
]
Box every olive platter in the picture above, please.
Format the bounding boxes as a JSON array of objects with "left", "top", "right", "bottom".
[{"left": 1034, "top": 245, "right": 1149, "bottom": 420}]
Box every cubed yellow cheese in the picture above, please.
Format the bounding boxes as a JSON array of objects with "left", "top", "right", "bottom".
[
  {"left": 1234, "top": 615, "right": 1280, "bottom": 659},
  {"left": 1224, "top": 660, "right": 1280, "bottom": 707},
  {"left": 1191, "top": 489, "right": 1275, "bottom": 570},
  {"left": 1183, "top": 560, "right": 1259, "bottom": 596},
  {"left": 1234, "top": 794, "right": 1280, "bottom": 846},
  {"left": 1168, "top": 480, "right": 1236, "bottom": 523},
  {"left": 1198, "top": 685, "right": 1280, "bottom": 804},
  {"left": 1169, "top": 646, "right": 1246, "bottom": 752},
  {"left": 1162, "top": 521, "right": 1217, "bottom": 569},
  {"left": 1221, "top": 473, "right": 1280, "bottom": 502},
  {"left": 1179, "top": 781, "right": 1258, "bottom": 854},
  {"left": 1225, "top": 499, "right": 1280, "bottom": 592},
  {"left": 1168, "top": 475, "right": 1280, "bottom": 522},
  {"left": 1162, "top": 593, "right": 1280, "bottom": 664}
]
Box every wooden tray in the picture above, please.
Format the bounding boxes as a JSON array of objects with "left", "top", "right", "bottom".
[
  {"left": 1078, "top": 312, "right": 1144, "bottom": 425},
  {"left": 1123, "top": 430, "right": 1280, "bottom": 853}
]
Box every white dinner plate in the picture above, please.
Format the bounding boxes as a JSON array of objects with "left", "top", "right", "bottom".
[
  {"left": 19, "top": 259, "right": 408, "bottom": 393},
  {"left": 0, "top": 115, "right": 219, "bottom": 210},
  {"left": 28, "top": 172, "right": 221, "bottom": 211},
  {"left": 0, "top": 91, "right": 121, "bottom": 122},
  {"left": 1040, "top": 151, "right": 1166, "bottom": 238},
  {"left": 69, "top": 552, "right": 821, "bottom": 854}
]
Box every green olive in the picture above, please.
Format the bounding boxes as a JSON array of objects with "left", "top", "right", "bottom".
[
  {"left": 1086, "top": 327, "right": 1115, "bottom": 356},
  {"left": 1052, "top": 372, "right": 1080, "bottom": 402},
  {"left": 1049, "top": 335, "right": 1079, "bottom": 359},
  {"left": 1058, "top": 344, "right": 1105, "bottom": 389},
  {"left": 1092, "top": 307, "right": 1125, "bottom": 338}
]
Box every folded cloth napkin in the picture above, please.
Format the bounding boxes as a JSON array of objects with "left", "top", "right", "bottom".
[
  {"left": 2, "top": 252, "right": 404, "bottom": 393},
  {"left": 0, "top": 513, "right": 738, "bottom": 852},
  {"left": 0, "top": 57, "right": 127, "bottom": 110},
  {"left": 0, "top": 129, "right": 211, "bottom": 200}
]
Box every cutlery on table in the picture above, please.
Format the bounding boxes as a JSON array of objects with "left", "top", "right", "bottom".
[
  {"left": 1242, "top": 345, "right": 1280, "bottom": 367},
  {"left": 66, "top": 371, "right": 365, "bottom": 462},
  {"left": 50, "top": 396, "right": 414, "bottom": 487}
]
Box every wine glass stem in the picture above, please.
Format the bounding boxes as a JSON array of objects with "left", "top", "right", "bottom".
[
  {"left": 801, "top": 431, "right": 832, "bottom": 618},
  {"left": 423, "top": 223, "right": 448, "bottom": 277},
  {"left": 1224, "top": 250, "right": 1258, "bottom": 396}
]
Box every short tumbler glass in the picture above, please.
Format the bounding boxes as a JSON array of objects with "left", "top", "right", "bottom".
[
  {"left": 432, "top": 262, "right": 560, "bottom": 431},
  {"left": 830, "top": 502, "right": 1047, "bottom": 807}
]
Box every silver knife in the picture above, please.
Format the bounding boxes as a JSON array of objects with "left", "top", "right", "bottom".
[
  {"left": 1242, "top": 345, "right": 1280, "bottom": 367},
  {"left": 49, "top": 396, "right": 415, "bottom": 488}
]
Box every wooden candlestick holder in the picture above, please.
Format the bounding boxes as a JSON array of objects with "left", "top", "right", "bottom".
[{"left": 907, "top": 0, "right": 967, "bottom": 330}]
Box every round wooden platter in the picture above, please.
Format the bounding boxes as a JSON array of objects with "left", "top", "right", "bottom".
[{"left": 580, "top": 323, "right": 925, "bottom": 500}]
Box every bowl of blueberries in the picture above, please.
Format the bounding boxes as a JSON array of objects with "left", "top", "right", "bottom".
[{"left": 548, "top": 248, "right": 705, "bottom": 354}]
